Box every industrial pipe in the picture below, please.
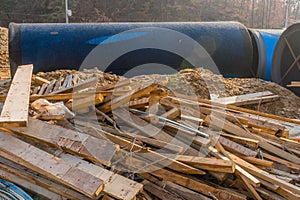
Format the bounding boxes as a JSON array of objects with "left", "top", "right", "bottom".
[
  {"left": 9, "top": 22, "right": 254, "bottom": 77},
  {"left": 272, "top": 23, "right": 300, "bottom": 96},
  {"left": 248, "top": 29, "right": 283, "bottom": 80}
]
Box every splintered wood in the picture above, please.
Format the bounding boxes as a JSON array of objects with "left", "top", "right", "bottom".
[{"left": 0, "top": 69, "right": 300, "bottom": 200}]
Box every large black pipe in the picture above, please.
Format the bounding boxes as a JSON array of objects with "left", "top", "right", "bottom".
[
  {"left": 272, "top": 23, "right": 300, "bottom": 96},
  {"left": 248, "top": 29, "right": 283, "bottom": 80},
  {"left": 9, "top": 22, "right": 254, "bottom": 77}
]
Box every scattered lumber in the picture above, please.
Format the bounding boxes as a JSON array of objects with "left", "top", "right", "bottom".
[
  {"left": 0, "top": 64, "right": 33, "bottom": 127},
  {"left": 0, "top": 71, "right": 299, "bottom": 200}
]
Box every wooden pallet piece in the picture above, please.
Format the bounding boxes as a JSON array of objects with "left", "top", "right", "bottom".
[
  {"left": 44, "top": 79, "right": 56, "bottom": 94},
  {"left": 53, "top": 77, "right": 64, "bottom": 91},
  {"left": 0, "top": 64, "right": 33, "bottom": 127},
  {"left": 10, "top": 118, "right": 118, "bottom": 166},
  {"left": 52, "top": 77, "right": 97, "bottom": 94},
  {"left": 0, "top": 131, "right": 104, "bottom": 199},
  {"left": 38, "top": 83, "right": 48, "bottom": 95}
]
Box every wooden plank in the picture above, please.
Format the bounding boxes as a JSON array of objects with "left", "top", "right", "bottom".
[
  {"left": 235, "top": 114, "right": 288, "bottom": 137},
  {"left": 219, "top": 136, "right": 258, "bottom": 157},
  {"left": 287, "top": 81, "right": 300, "bottom": 87},
  {"left": 255, "top": 187, "right": 286, "bottom": 200},
  {"left": 209, "top": 146, "right": 260, "bottom": 187},
  {"left": 262, "top": 152, "right": 300, "bottom": 171},
  {"left": 99, "top": 83, "right": 159, "bottom": 113},
  {"left": 163, "top": 181, "right": 211, "bottom": 200},
  {"left": 59, "top": 152, "right": 143, "bottom": 200},
  {"left": 149, "top": 169, "right": 246, "bottom": 200},
  {"left": 10, "top": 118, "right": 118, "bottom": 166},
  {"left": 38, "top": 83, "right": 48, "bottom": 95},
  {"left": 0, "top": 131, "right": 104, "bottom": 198},
  {"left": 32, "top": 74, "right": 50, "bottom": 85},
  {"left": 138, "top": 173, "right": 210, "bottom": 200},
  {"left": 236, "top": 170, "right": 263, "bottom": 200},
  {"left": 263, "top": 167, "right": 300, "bottom": 181},
  {"left": 231, "top": 95, "right": 279, "bottom": 106},
  {"left": 214, "top": 91, "right": 279, "bottom": 106},
  {"left": 142, "top": 180, "right": 182, "bottom": 200},
  {"left": 129, "top": 97, "right": 149, "bottom": 109},
  {"left": 62, "top": 75, "right": 73, "bottom": 89},
  {"left": 214, "top": 91, "right": 273, "bottom": 104},
  {"left": 241, "top": 156, "right": 274, "bottom": 168},
  {"left": 0, "top": 158, "right": 90, "bottom": 200},
  {"left": 66, "top": 93, "right": 104, "bottom": 111},
  {"left": 161, "top": 107, "right": 180, "bottom": 120},
  {"left": 44, "top": 79, "right": 56, "bottom": 94},
  {"left": 172, "top": 155, "right": 235, "bottom": 173},
  {"left": 53, "top": 77, "right": 64, "bottom": 91},
  {"left": 52, "top": 77, "right": 97, "bottom": 94},
  {"left": 0, "top": 64, "right": 33, "bottom": 127},
  {"left": 221, "top": 132, "right": 259, "bottom": 149}
]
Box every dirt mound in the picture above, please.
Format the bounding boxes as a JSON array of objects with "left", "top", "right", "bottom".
[
  {"left": 167, "top": 68, "right": 300, "bottom": 119},
  {"left": 0, "top": 27, "right": 10, "bottom": 79}
]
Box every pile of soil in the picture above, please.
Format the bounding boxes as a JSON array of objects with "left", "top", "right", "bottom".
[
  {"left": 165, "top": 68, "right": 300, "bottom": 119},
  {"left": 90, "top": 67, "right": 300, "bottom": 119},
  {"left": 0, "top": 27, "right": 9, "bottom": 78}
]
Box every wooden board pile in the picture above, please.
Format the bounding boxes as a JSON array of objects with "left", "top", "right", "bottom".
[{"left": 0, "top": 64, "right": 300, "bottom": 200}]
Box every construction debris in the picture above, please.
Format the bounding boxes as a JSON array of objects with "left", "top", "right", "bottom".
[{"left": 0, "top": 66, "right": 299, "bottom": 200}]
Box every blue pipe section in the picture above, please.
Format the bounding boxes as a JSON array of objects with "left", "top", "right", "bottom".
[
  {"left": 259, "top": 29, "right": 282, "bottom": 80},
  {"left": 9, "top": 22, "right": 254, "bottom": 78},
  {"left": 248, "top": 29, "right": 283, "bottom": 80}
]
